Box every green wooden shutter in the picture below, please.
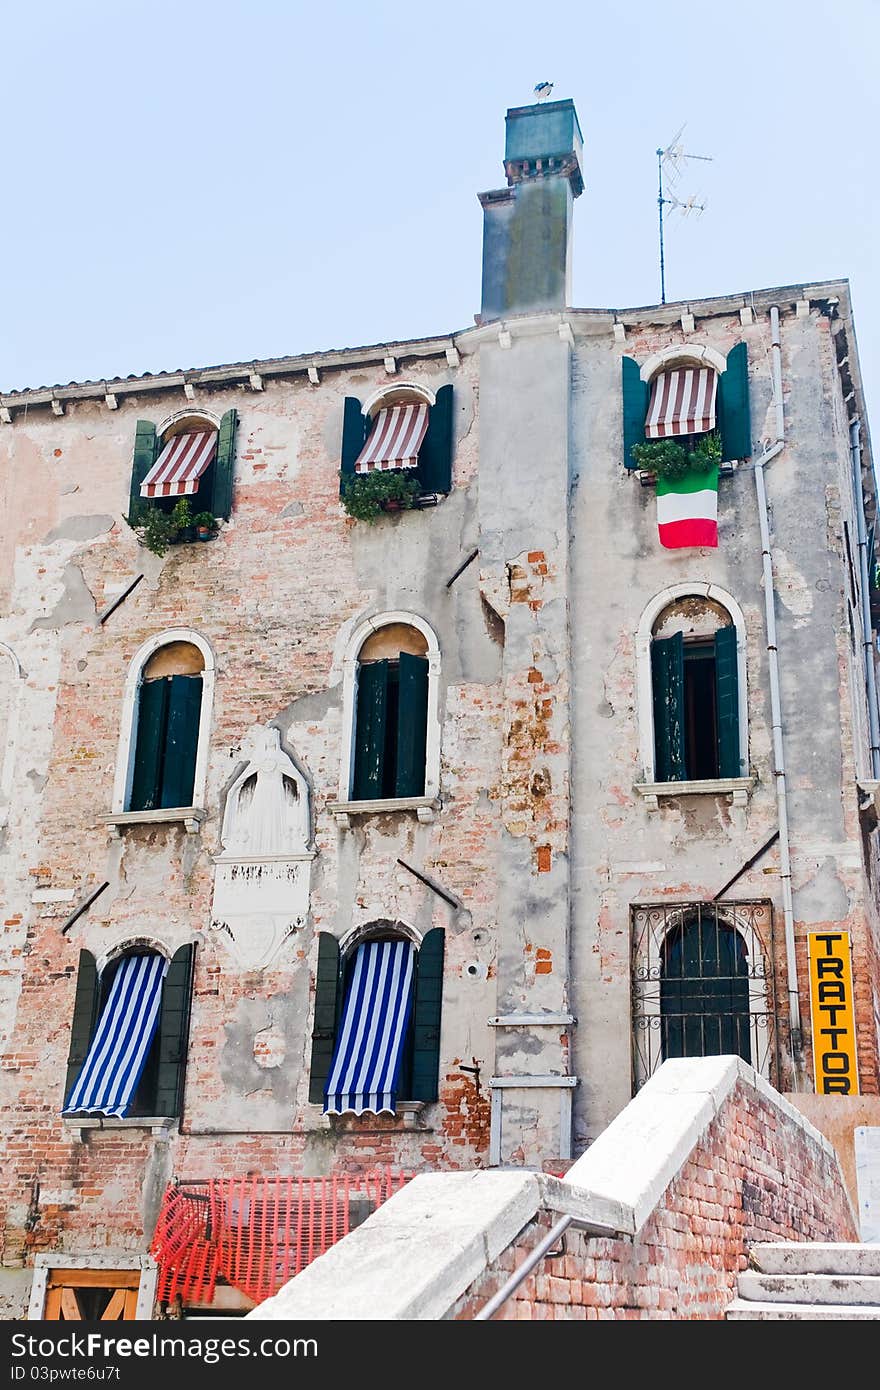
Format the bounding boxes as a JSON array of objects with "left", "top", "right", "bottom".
[
  {"left": 395, "top": 653, "right": 428, "bottom": 797},
  {"left": 308, "top": 934, "right": 342, "bottom": 1104},
  {"left": 129, "top": 677, "right": 169, "bottom": 811},
  {"left": 160, "top": 675, "right": 202, "bottom": 809},
  {"left": 352, "top": 660, "right": 389, "bottom": 799},
  {"left": 715, "top": 624, "right": 740, "bottom": 778},
  {"left": 128, "top": 421, "right": 157, "bottom": 520},
  {"left": 718, "top": 343, "right": 752, "bottom": 461},
  {"left": 622, "top": 357, "right": 649, "bottom": 469},
  {"left": 339, "top": 397, "right": 367, "bottom": 498},
  {"left": 154, "top": 944, "right": 194, "bottom": 1118},
  {"left": 652, "top": 633, "right": 686, "bottom": 781},
  {"left": 212, "top": 408, "right": 237, "bottom": 520},
  {"left": 411, "top": 929, "right": 445, "bottom": 1102},
  {"left": 63, "top": 950, "right": 98, "bottom": 1107},
  {"left": 417, "top": 384, "right": 454, "bottom": 494}
]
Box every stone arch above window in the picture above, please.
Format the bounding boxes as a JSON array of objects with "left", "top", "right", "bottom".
[
  {"left": 635, "top": 584, "right": 751, "bottom": 803},
  {"left": 639, "top": 344, "right": 728, "bottom": 382},
  {"left": 330, "top": 612, "right": 442, "bottom": 822},
  {"left": 361, "top": 382, "right": 436, "bottom": 417},
  {"left": 108, "top": 628, "right": 215, "bottom": 831}
]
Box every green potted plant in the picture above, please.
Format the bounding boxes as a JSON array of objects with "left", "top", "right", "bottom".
[
  {"left": 192, "top": 510, "right": 217, "bottom": 541},
  {"left": 339, "top": 469, "right": 420, "bottom": 522},
  {"left": 126, "top": 496, "right": 196, "bottom": 556},
  {"left": 630, "top": 431, "right": 722, "bottom": 479}
]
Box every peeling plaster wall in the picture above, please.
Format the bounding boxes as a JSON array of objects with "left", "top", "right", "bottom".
[
  {"left": 0, "top": 352, "right": 506, "bottom": 1267},
  {"left": 0, "top": 295, "right": 878, "bottom": 1277},
  {"left": 568, "top": 302, "right": 880, "bottom": 1146}
]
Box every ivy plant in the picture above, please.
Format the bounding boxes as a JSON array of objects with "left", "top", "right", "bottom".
[
  {"left": 339, "top": 469, "right": 420, "bottom": 523},
  {"left": 630, "top": 431, "right": 722, "bottom": 480}
]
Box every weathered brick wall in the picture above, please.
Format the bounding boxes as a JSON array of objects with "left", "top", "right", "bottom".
[
  {"left": 0, "top": 347, "right": 517, "bottom": 1263},
  {"left": 450, "top": 1077, "right": 859, "bottom": 1320}
]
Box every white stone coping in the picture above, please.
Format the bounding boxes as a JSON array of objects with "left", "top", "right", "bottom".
[
  {"left": 327, "top": 796, "right": 440, "bottom": 826},
  {"left": 246, "top": 1056, "right": 855, "bottom": 1322},
  {"left": 101, "top": 807, "right": 206, "bottom": 835},
  {"left": 634, "top": 777, "right": 755, "bottom": 811},
  {"left": 62, "top": 1116, "right": 178, "bottom": 1136}
]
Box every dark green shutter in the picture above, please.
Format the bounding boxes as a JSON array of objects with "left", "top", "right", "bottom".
[
  {"left": 308, "top": 934, "right": 342, "bottom": 1104},
  {"left": 411, "top": 929, "right": 445, "bottom": 1102},
  {"left": 622, "top": 356, "right": 649, "bottom": 469},
  {"left": 339, "top": 397, "right": 368, "bottom": 498},
  {"left": 718, "top": 343, "right": 752, "bottom": 461},
  {"left": 63, "top": 950, "right": 98, "bottom": 1108},
  {"left": 128, "top": 421, "right": 157, "bottom": 520},
  {"left": 417, "top": 384, "right": 454, "bottom": 494},
  {"left": 212, "top": 408, "right": 237, "bottom": 520},
  {"left": 652, "top": 633, "right": 686, "bottom": 781},
  {"left": 154, "top": 944, "right": 194, "bottom": 1118},
  {"left": 715, "top": 625, "right": 740, "bottom": 778},
  {"left": 352, "top": 660, "right": 389, "bottom": 799},
  {"left": 129, "top": 677, "right": 169, "bottom": 811},
  {"left": 160, "top": 675, "right": 202, "bottom": 809},
  {"left": 395, "top": 653, "right": 428, "bottom": 797}
]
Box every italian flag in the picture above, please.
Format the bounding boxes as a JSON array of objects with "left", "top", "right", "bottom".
[{"left": 656, "top": 464, "right": 719, "bottom": 549}]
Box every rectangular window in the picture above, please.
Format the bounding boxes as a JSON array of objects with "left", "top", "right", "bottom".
[
  {"left": 129, "top": 674, "right": 202, "bottom": 811},
  {"left": 651, "top": 626, "right": 739, "bottom": 781}
]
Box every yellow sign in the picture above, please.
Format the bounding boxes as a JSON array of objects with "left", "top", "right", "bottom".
[{"left": 808, "top": 931, "right": 859, "bottom": 1095}]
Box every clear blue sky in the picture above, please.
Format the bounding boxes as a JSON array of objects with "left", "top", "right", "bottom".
[{"left": 2, "top": 1, "right": 878, "bottom": 435}]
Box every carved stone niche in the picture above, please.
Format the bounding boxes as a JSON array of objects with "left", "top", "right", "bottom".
[{"left": 210, "top": 726, "right": 315, "bottom": 970}]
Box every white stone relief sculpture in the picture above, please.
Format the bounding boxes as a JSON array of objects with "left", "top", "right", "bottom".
[{"left": 210, "top": 726, "right": 314, "bottom": 969}]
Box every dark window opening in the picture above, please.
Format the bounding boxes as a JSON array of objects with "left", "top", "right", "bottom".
[
  {"left": 380, "top": 663, "right": 401, "bottom": 799},
  {"left": 683, "top": 642, "right": 718, "bottom": 780}
]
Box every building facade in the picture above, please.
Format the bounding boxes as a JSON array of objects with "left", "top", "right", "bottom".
[{"left": 1, "top": 98, "right": 878, "bottom": 1318}]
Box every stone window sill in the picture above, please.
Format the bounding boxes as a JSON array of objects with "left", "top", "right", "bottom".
[
  {"left": 101, "top": 807, "right": 206, "bottom": 836},
  {"left": 326, "top": 796, "right": 440, "bottom": 827},
  {"left": 62, "top": 1116, "right": 178, "bottom": 1136},
  {"left": 321, "top": 1100, "right": 429, "bottom": 1131},
  {"left": 634, "top": 776, "right": 755, "bottom": 812}
]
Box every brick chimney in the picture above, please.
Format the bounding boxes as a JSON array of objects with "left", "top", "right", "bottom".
[{"left": 478, "top": 98, "right": 584, "bottom": 322}]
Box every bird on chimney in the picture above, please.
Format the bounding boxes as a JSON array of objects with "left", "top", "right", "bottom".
[{"left": 533, "top": 82, "right": 554, "bottom": 102}]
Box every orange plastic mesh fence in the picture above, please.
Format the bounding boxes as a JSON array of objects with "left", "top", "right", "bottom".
[{"left": 150, "top": 1168, "right": 414, "bottom": 1307}]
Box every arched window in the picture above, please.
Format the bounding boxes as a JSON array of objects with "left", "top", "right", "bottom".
[
  {"left": 339, "top": 383, "right": 454, "bottom": 498},
  {"left": 636, "top": 585, "right": 747, "bottom": 787},
  {"left": 335, "top": 612, "right": 441, "bottom": 811},
  {"left": 307, "top": 924, "right": 445, "bottom": 1114},
  {"left": 660, "top": 914, "right": 751, "bottom": 1064},
  {"left": 621, "top": 343, "right": 752, "bottom": 471},
  {"left": 127, "top": 409, "right": 238, "bottom": 529},
  {"left": 62, "top": 942, "right": 194, "bottom": 1119},
  {"left": 111, "top": 629, "right": 215, "bottom": 820}
]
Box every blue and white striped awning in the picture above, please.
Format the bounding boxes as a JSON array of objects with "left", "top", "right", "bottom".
[
  {"left": 324, "top": 940, "right": 415, "bottom": 1116},
  {"left": 63, "top": 953, "right": 168, "bottom": 1117}
]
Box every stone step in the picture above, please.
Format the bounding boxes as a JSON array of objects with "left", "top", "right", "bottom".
[
  {"left": 738, "top": 1271, "right": 880, "bottom": 1306},
  {"left": 727, "top": 1298, "right": 880, "bottom": 1321},
  {"left": 748, "top": 1243, "right": 880, "bottom": 1277}
]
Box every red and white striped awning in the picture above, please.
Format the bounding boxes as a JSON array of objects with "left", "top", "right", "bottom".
[
  {"left": 355, "top": 403, "right": 429, "bottom": 473},
  {"left": 645, "top": 368, "right": 717, "bottom": 439},
  {"left": 140, "top": 430, "right": 218, "bottom": 498}
]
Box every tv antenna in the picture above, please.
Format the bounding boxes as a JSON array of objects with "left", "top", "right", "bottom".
[{"left": 657, "top": 125, "right": 712, "bottom": 304}]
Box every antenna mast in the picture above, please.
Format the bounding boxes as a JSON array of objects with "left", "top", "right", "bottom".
[{"left": 656, "top": 127, "right": 712, "bottom": 305}]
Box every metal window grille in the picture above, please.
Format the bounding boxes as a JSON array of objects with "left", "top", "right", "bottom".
[{"left": 631, "top": 900, "right": 785, "bottom": 1091}]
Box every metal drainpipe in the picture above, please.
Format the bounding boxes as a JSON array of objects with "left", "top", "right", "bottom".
[
  {"left": 849, "top": 418, "right": 880, "bottom": 777},
  {"left": 755, "top": 305, "right": 802, "bottom": 1063}
]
